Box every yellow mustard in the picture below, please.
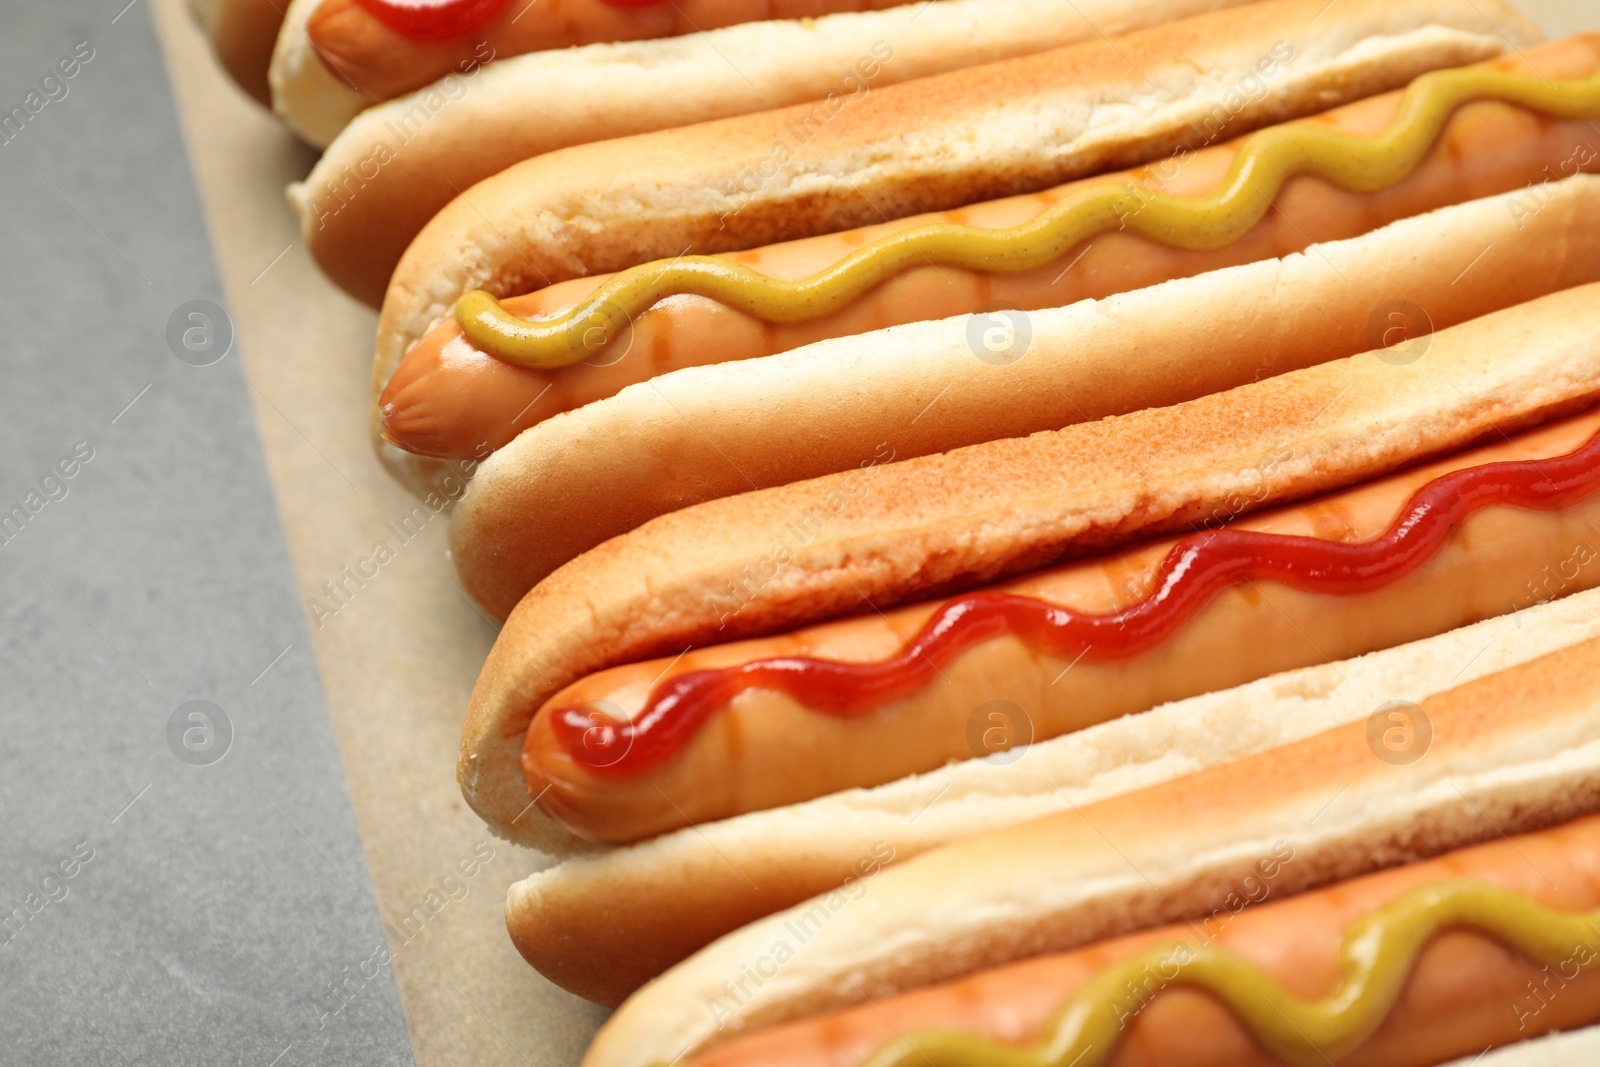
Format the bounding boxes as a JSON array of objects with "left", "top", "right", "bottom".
[
  {"left": 850, "top": 881, "right": 1600, "bottom": 1067},
  {"left": 456, "top": 67, "right": 1600, "bottom": 369}
]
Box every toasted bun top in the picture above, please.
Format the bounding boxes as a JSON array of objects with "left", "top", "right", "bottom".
[
  {"left": 376, "top": 0, "right": 1537, "bottom": 386},
  {"left": 460, "top": 283, "right": 1600, "bottom": 852},
  {"left": 586, "top": 634, "right": 1600, "bottom": 1067}
]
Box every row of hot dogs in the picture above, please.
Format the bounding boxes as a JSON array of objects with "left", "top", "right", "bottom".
[{"left": 190, "top": 0, "right": 1600, "bottom": 1063}]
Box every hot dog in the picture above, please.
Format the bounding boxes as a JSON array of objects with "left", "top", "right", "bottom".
[
  {"left": 462, "top": 281, "right": 1600, "bottom": 854},
  {"left": 335, "top": 0, "right": 1535, "bottom": 309},
  {"left": 185, "top": 0, "right": 286, "bottom": 106},
  {"left": 509, "top": 582, "right": 1600, "bottom": 1006},
  {"left": 693, "top": 826, "right": 1600, "bottom": 1067},
  {"left": 579, "top": 633, "right": 1600, "bottom": 1067},
  {"left": 377, "top": 38, "right": 1600, "bottom": 475},
  {"left": 525, "top": 406, "right": 1600, "bottom": 844},
  {"left": 289, "top": 0, "right": 1278, "bottom": 296}
]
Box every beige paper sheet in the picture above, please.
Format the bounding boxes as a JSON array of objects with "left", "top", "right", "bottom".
[{"left": 149, "top": 0, "right": 1595, "bottom": 1063}]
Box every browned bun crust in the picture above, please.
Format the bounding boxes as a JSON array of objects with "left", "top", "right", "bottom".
[
  {"left": 451, "top": 174, "right": 1600, "bottom": 618},
  {"left": 459, "top": 282, "right": 1600, "bottom": 855},
  {"left": 190, "top": 0, "right": 285, "bottom": 107},
  {"left": 370, "top": 0, "right": 1536, "bottom": 354},
  {"left": 585, "top": 634, "right": 1600, "bottom": 1067}
]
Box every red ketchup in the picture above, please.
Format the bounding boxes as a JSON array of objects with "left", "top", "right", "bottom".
[
  {"left": 350, "top": 0, "right": 515, "bottom": 40},
  {"left": 353, "top": 0, "right": 669, "bottom": 41},
  {"left": 552, "top": 425, "right": 1600, "bottom": 777}
]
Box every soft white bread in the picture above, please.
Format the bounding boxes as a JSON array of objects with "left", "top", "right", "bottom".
[
  {"left": 288, "top": 0, "right": 1271, "bottom": 302},
  {"left": 508, "top": 582, "right": 1600, "bottom": 1006},
  {"left": 367, "top": 0, "right": 1538, "bottom": 328},
  {"left": 452, "top": 176, "right": 1600, "bottom": 613},
  {"left": 460, "top": 281, "right": 1600, "bottom": 854},
  {"left": 584, "top": 633, "right": 1600, "bottom": 1067},
  {"left": 269, "top": 0, "right": 349, "bottom": 144}
]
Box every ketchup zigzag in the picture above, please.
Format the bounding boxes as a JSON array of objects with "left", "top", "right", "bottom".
[{"left": 553, "top": 425, "right": 1600, "bottom": 776}]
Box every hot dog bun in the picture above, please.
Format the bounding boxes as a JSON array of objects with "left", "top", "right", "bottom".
[
  {"left": 507, "top": 581, "right": 1600, "bottom": 1006},
  {"left": 360, "top": 0, "right": 1536, "bottom": 315},
  {"left": 460, "top": 281, "right": 1600, "bottom": 854},
  {"left": 447, "top": 172, "right": 1600, "bottom": 615},
  {"left": 186, "top": 0, "right": 285, "bottom": 107},
  {"left": 584, "top": 633, "right": 1600, "bottom": 1067},
  {"left": 293, "top": 0, "right": 1275, "bottom": 303}
]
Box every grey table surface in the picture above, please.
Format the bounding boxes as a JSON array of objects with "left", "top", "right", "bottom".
[{"left": 0, "top": 4, "right": 414, "bottom": 1065}]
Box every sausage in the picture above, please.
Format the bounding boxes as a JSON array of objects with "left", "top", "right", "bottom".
[
  {"left": 523, "top": 410, "right": 1600, "bottom": 843},
  {"left": 689, "top": 816, "right": 1600, "bottom": 1067},
  {"left": 306, "top": 0, "right": 914, "bottom": 107},
  {"left": 377, "top": 37, "right": 1600, "bottom": 462}
]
